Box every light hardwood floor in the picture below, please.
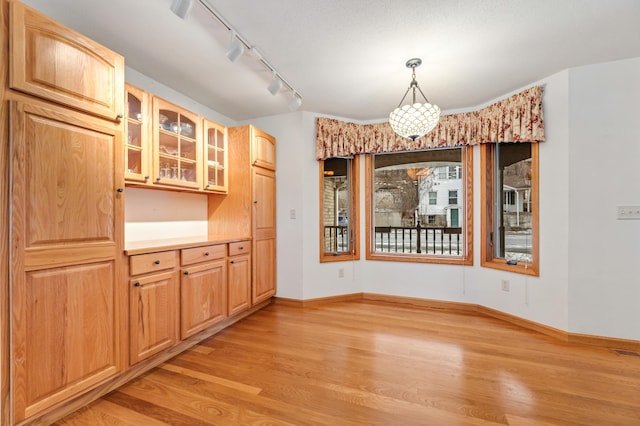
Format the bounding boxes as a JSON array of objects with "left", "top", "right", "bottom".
[{"left": 56, "top": 300, "right": 640, "bottom": 425}]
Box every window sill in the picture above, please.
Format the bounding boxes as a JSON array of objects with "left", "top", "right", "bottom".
[
  {"left": 481, "top": 259, "right": 538, "bottom": 276},
  {"left": 366, "top": 252, "right": 472, "bottom": 265}
]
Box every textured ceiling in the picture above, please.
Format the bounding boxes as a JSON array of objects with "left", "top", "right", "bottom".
[{"left": 19, "top": 0, "right": 640, "bottom": 122}]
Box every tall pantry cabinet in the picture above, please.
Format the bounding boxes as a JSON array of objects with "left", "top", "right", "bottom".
[
  {"left": 3, "top": 2, "right": 125, "bottom": 423},
  {"left": 208, "top": 125, "right": 277, "bottom": 305}
]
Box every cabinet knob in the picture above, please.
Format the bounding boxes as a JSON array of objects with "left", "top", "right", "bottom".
[
  {"left": 204, "top": 252, "right": 209, "bottom": 256},
  {"left": 116, "top": 113, "right": 123, "bottom": 122},
  {"left": 154, "top": 260, "right": 161, "bottom": 265},
  {"left": 230, "top": 260, "right": 235, "bottom": 264},
  {"left": 253, "top": 200, "right": 258, "bottom": 204},
  {"left": 156, "top": 177, "right": 161, "bottom": 181},
  {"left": 183, "top": 271, "right": 189, "bottom": 275},
  {"left": 144, "top": 175, "right": 150, "bottom": 180},
  {"left": 239, "top": 246, "right": 244, "bottom": 250},
  {"left": 134, "top": 282, "right": 141, "bottom": 287},
  {"left": 116, "top": 187, "right": 124, "bottom": 193}
]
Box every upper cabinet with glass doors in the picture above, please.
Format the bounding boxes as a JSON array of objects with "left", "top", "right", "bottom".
[
  {"left": 152, "top": 97, "right": 202, "bottom": 190},
  {"left": 125, "top": 84, "right": 150, "bottom": 183},
  {"left": 203, "top": 119, "right": 228, "bottom": 193}
]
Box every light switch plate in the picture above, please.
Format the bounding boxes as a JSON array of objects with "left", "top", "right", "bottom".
[{"left": 616, "top": 205, "right": 640, "bottom": 220}]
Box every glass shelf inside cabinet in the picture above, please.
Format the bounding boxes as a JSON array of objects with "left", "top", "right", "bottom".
[
  {"left": 125, "top": 91, "right": 144, "bottom": 178},
  {"left": 205, "top": 125, "right": 226, "bottom": 190}
]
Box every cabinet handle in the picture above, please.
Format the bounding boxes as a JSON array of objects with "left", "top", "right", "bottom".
[
  {"left": 154, "top": 260, "right": 161, "bottom": 265},
  {"left": 144, "top": 175, "right": 150, "bottom": 180},
  {"left": 116, "top": 113, "right": 123, "bottom": 122},
  {"left": 204, "top": 252, "right": 209, "bottom": 256},
  {"left": 253, "top": 201, "right": 258, "bottom": 204},
  {"left": 134, "top": 282, "right": 141, "bottom": 287},
  {"left": 156, "top": 177, "right": 161, "bottom": 181},
  {"left": 116, "top": 187, "right": 124, "bottom": 193},
  {"left": 184, "top": 271, "right": 189, "bottom": 275},
  {"left": 230, "top": 260, "right": 235, "bottom": 264}
]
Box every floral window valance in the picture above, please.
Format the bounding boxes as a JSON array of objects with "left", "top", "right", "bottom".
[{"left": 316, "top": 85, "right": 544, "bottom": 160}]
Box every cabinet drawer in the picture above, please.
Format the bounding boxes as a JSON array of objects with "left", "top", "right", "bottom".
[
  {"left": 130, "top": 251, "right": 177, "bottom": 276},
  {"left": 181, "top": 244, "right": 226, "bottom": 266},
  {"left": 229, "top": 241, "right": 251, "bottom": 257}
]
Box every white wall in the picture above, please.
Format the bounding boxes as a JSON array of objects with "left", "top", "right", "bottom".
[
  {"left": 567, "top": 57, "right": 640, "bottom": 339},
  {"left": 125, "top": 188, "right": 208, "bottom": 243}
]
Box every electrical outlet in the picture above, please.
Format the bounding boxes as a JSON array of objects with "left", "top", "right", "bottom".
[
  {"left": 616, "top": 205, "right": 640, "bottom": 220},
  {"left": 501, "top": 280, "right": 510, "bottom": 292},
  {"left": 338, "top": 268, "right": 344, "bottom": 278}
]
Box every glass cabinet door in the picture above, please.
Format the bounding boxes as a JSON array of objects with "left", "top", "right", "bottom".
[
  {"left": 203, "top": 120, "right": 228, "bottom": 193},
  {"left": 152, "top": 97, "right": 201, "bottom": 189},
  {"left": 125, "top": 84, "right": 150, "bottom": 183}
]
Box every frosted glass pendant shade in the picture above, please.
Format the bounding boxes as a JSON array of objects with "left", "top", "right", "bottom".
[{"left": 389, "top": 102, "right": 440, "bottom": 141}]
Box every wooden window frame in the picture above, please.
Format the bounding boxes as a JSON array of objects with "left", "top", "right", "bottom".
[
  {"left": 319, "top": 156, "right": 360, "bottom": 262},
  {"left": 480, "top": 143, "right": 539, "bottom": 276},
  {"left": 365, "top": 147, "right": 473, "bottom": 265}
]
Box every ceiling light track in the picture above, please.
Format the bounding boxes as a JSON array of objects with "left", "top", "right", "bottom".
[{"left": 171, "top": 0, "right": 302, "bottom": 111}]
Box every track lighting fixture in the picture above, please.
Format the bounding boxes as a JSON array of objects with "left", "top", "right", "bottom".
[
  {"left": 170, "top": 0, "right": 194, "bottom": 19},
  {"left": 225, "top": 32, "right": 245, "bottom": 62},
  {"left": 267, "top": 73, "right": 283, "bottom": 96},
  {"left": 170, "top": 0, "right": 302, "bottom": 111}
]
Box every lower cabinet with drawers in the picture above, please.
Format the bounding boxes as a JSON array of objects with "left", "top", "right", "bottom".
[{"left": 127, "top": 239, "right": 253, "bottom": 366}]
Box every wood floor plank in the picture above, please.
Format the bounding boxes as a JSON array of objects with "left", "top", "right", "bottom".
[
  {"left": 159, "top": 363, "right": 262, "bottom": 395},
  {"left": 55, "top": 301, "right": 640, "bottom": 425}
]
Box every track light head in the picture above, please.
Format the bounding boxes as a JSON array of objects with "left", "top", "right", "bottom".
[
  {"left": 267, "top": 73, "right": 283, "bottom": 95},
  {"left": 225, "top": 34, "right": 245, "bottom": 62},
  {"left": 289, "top": 93, "right": 302, "bottom": 111},
  {"left": 170, "top": 0, "right": 193, "bottom": 19}
]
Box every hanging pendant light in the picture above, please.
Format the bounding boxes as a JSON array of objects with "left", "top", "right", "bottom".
[{"left": 388, "top": 58, "right": 440, "bottom": 141}]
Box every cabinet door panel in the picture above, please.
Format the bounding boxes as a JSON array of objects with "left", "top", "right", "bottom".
[
  {"left": 253, "top": 168, "right": 276, "bottom": 235},
  {"left": 11, "top": 101, "right": 122, "bottom": 271},
  {"left": 252, "top": 165, "right": 276, "bottom": 304},
  {"left": 125, "top": 84, "right": 151, "bottom": 183},
  {"left": 13, "top": 262, "right": 118, "bottom": 421},
  {"left": 130, "top": 271, "right": 179, "bottom": 364},
  {"left": 252, "top": 128, "right": 276, "bottom": 170},
  {"left": 228, "top": 254, "right": 251, "bottom": 316},
  {"left": 181, "top": 260, "right": 227, "bottom": 339},
  {"left": 10, "top": 2, "right": 124, "bottom": 121},
  {"left": 252, "top": 238, "right": 276, "bottom": 304}
]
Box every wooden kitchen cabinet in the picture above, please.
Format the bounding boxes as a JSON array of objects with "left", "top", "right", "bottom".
[
  {"left": 125, "top": 84, "right": 151, "bottom": 183},
  {"left": 9, "top": 99, "right": 124, "bottom": 421},
  {"left": 129, "top": 269, "right": 179, "bottom": 364},
  {"left": 211, "top": 125, "right": 277, "bottom": 306},
  {"left": 228, "top": 241, "right": 251, "bottom": 316},
  {"left": 152, "top": 96, "right": 202, "bottom": 190},
  {"left": 9, "top": 1, "right": 124, "bottom": 122}
]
